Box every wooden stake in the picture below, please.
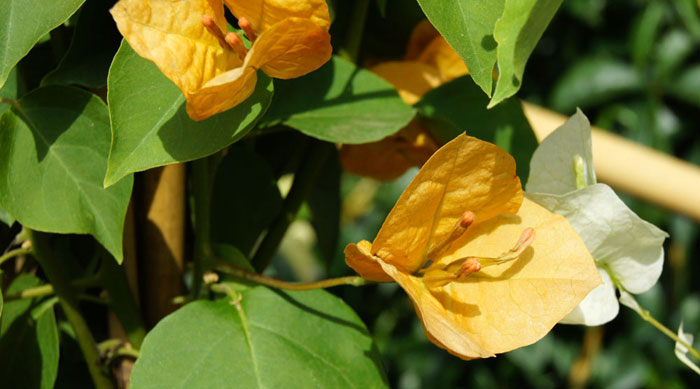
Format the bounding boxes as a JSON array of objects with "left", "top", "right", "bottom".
[{"left": 138, "top": 164, "right": 186, "bottom": 327}]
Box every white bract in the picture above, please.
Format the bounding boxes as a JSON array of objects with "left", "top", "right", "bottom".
[{"left": 525, "top": 109, "right": 667, "bottom": 326}]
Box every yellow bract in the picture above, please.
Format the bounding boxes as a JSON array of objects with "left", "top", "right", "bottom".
[
  {"left": 339, "top": 20, "right": 469, "bottom": 180},
  {"left": 111, "top": 0, "right": 332, "bottom": 121},
  {"left": 345, "top": 134, "right": 601, "bottom": 359}
]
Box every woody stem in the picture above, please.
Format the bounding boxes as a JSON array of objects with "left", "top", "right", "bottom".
[{"left": 214, "top": 259, "right": 368, "bottom": 290}]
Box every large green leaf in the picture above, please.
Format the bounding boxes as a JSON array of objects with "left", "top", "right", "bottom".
[
  {"left": 130, "top": 287, "right": 388, "bottom": 388},
  {"left": 490, "top": 0, "right": 563, "bottom": 107},
  {"left": 261, "top": 56, "right": 415, "bottom": 144},
  {"left": 415, "top": 0, "right": 561, "bottom": 107},
  {"left": 0, "top": 86, "right": 133, "bottom": 262},
  {"left": 417, "top": 76, "right": 538, "bottom": 181},
  {"left": 211, "top": 144, "right": 282, "bottom": 257},
  {"left": 42, "top": 0, "right": 121, "bottom": 88},
  {"left": 0, "top": 0, "right": 84, "bottom": 88},
  {"left": 105, "top": 42, "right": 274, "bottom": 187},
  {"left": 0, "top": 275, "right": 60, "bottom": 389}
]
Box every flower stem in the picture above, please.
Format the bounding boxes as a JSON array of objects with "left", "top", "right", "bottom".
[
  {"left": 98, "top": 252, "right": 146, "bottom": 349},
  {"left": 215, "top": 260, "right": 368, "bottom": 291},
  {"left": 0, "top": 247, "right": 32, "bottom": 266},
  {"left": 3, "top": 275, "right": 100, "bottom": 302},
  {"left": 251, "top": 140, "right": 331, "bottom": 272},
  {"left": 27, "top": 230, "right": 113, "bottom": 389},
  {"left": 191, "top": 154, "right": 221, "bottom": 299},
  {"left": 634, "top": 304, "right": 700, "bottom": 361},
  {"left": 338, "top": 0, "right": 370, "bottom": 63}
]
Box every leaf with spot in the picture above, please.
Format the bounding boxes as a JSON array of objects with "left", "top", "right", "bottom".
[
  {"left": 0, "top": 85, "right": 133, "bottom": 262},
  {"left": 415, "top": 0, "right": 562, "bottom": 107},
  {"left": 130, "top": 287, "right": 388, "bottom": 388}
]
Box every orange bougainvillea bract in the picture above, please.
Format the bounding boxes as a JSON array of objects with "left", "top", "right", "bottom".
[
  {"left": 344, "top": 134, "right": 601, "bottom": 359},
  {"left": 339, "top": 20, "right": 468, "bottom": 180},
  {"left": 110, "top": 0, "right": 332, "bottom": 121}
]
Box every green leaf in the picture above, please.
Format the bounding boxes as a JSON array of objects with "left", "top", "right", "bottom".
[
  {"left": 415, "top": 0, "right": 504, "bottom": 97},
  {"left": 0, "top": 67, "right": 20, "bottom": 118},
  {"left": 0, "top": 205, "right": 12, "bottom": 226},
  {"left": 0, "top": 0, "right": 85, "bottom": 88},
  {"left": 130, "top": 287, "right": 387, "bottom": 388},
  {"left": 213, "top": 244, "right": 255, "bottom": 272},
  {"left": 489, "top": 0, "right": 563, "bottom": 107},
  {"left": 105, "top": 41, "right": 274, "bottom": 187},
  {"left": 210, "top": 144, "right": 282, "bottom": 257},
  {"left": 308, "top": 147, "right": 341, "bottom": 263},
  {"left": 550, "top": 58, "right": 644, "bottom": 112},
  {"left": 0, "top": 85, "right": 133, "bottom": 262},
  {"left": 42, "top": 0, "right": 121, "bottom": 88},
  {"left": 261, "top": 56, "right": 415, "bottom": 144},
  {"left": 417, "top": 76, "right": 538, "bottom": 181},
  {"left": 0, "top": 275, "right": 60, "bottom": 389}
]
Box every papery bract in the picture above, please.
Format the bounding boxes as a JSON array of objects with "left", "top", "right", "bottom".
[
  {"left": 526, "top": 110, "right": 668, "bottom": 326},
  {"left": 111, "top": 0, "right": 332, "bottom": 121},
  {"left": 345, "top": 134, "right": 601, "bottom": 359},
  {"left": 339, "top": 20, "right": 468, "bottom": 181}
]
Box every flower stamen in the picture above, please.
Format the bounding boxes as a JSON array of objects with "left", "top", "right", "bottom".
[
  {"left": 225, "top": 32, "right": 248, "bottom": 60},
  {"left": 202, "top": 14, "right": 231, "bottom": 52},
  {"left": 422, "top": 227, "right": 535, "bottom": 289},
  {"left": 238, "top": 17, "right": 258, "bottom": 42},
  {"left": 427, "top": 211, "right": 475, "bottom": 260}
]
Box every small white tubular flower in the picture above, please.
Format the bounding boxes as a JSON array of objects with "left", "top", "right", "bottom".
[
  {"left": 675, "top": 322, "right": 700, "bottom": 375},
  {"left": 525, "top": 109, "right": 668, "bottom": 326}
]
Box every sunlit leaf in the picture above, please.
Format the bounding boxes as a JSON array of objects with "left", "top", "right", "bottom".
[
  {"left": 130, "top": 287, "right": 388, "bottom": 388},
  {"left": 0, "top": 86, "right": 133, "bottom": 261}
]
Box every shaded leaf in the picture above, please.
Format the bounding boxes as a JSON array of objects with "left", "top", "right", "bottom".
[
  {"left": 0, "top": 85, "right": 132, "bottom": 261},
  {"left": 0, "top": 275, "right": 60, "bottom": 389},
  {"left": 0, "top": 0, "right": 84, "bottom": 88},
  {"left": 417, "top": 76, "right": 538, "bottom": 181},
  {"left": 261, "top": 56, "right": 415, "bottom": 144},
  {"left": 104, "top": 41, "right": 274, "bottom": 187},
  {"left": 211, "top": 144, "right": 282, "bottom": 257},
  {"left": 42, "top": 0, "right": 122, "bottom": 88},
  {"left": 130, "top": 287, "right": 388, "bottom": 388},
  {"left": 669, "top": 64, "right": 700, "bottom": 108}
]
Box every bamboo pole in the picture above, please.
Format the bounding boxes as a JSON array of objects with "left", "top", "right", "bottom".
[
  {"left": 522, "top": 102, "right": 700, "bottom": 222},
  {"left": 138, "top": 164, "right": 186, "bottom": 327}
]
